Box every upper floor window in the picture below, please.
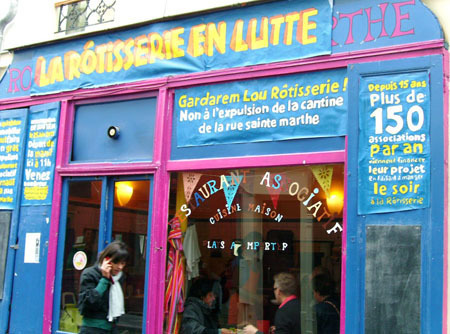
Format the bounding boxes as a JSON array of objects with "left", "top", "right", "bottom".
[
  {"left": 55, "top": 0, "right": 116, "bottom": 33},
  {"left": 165, "top": 165, "right": 344, "bottom": 333}
]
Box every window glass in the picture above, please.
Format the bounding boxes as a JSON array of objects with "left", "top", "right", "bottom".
[
  {"left": 165, "top": 165, "right": 343, "bottom": 333},
  {"left": 58, "top": 178, "right": 150, "bottom": 334},
  {"left": 59, "top": 180, "right": 101, "bottom": 333},
  {"left": 0, "top": 211, "right": 12, "bottom": 300},
  {"left": 57, "top": 0, "right": 116, "bottom": 33},
  {"left": 112, "top": 180, "right": 150, "bottom": 334}
]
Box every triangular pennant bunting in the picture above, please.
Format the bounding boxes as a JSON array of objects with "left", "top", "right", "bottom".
[
  {"left": 182, "top": 173, "right": 202, "bottom": 204},
  {"left": 266, "top": 173, "right": 286, "bottom": 209},
  {"left": 310, "top": 165, "right": 333, "bottom": 197},
  {"left": 223, "top": 174, "right": 243, "bottom": 208}
]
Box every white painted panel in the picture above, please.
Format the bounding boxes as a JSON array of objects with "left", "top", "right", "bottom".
[{"left": 2, "top": 0, "right": 260, "bottom": 50}]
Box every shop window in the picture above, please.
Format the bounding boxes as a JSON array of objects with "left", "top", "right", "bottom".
[
  {"left": 71, "top": 96, "right": 156, "bottom": 163},
  {"left": 165, "top": 165, "right": 344, "bottom": 333},
  {"left": 0, "top": 211, "right": 12, "bottom": 300},
  {"left": 55, "top": 0, "right": 116, "bottom": 33},
  {"left": 56, "top": 177, "right": 151, "bottom": 333}
]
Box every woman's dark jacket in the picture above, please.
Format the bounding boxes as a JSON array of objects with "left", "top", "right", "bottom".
[
  {"left": 180, "top": 297, "right": 219, "bottom": 334},
  {"left": 314, "top": 296, "right": 339, "bottom": 334},
  {"left": 77, "top": 265, "right": 124, "bottom": 320}
]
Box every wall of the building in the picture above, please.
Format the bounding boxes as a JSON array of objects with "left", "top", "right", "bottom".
[
  {"left": 0, "top": 0, "right": 449, "bottom": 332},
  {"left": 1, "top": 0, "right": 260, "bottom": 50},
  {"left": 423, "top": 0, "right": 450, "bottom": 42},
  {"left": 422, "top": 1, "right": 450, "bottom": 330}
]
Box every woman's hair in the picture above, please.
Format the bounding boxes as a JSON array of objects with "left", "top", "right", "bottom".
[
  {"left": 312, "top": 273, "right": 334, "bottom": 297},
  {"left": 188, "top": 278, "right": 215, "bottom": 299},
  {"left": 98, "top": 240, "right": 129, "bottom": 264},
  {"left": 274, "top": 272, "right": 297, "bottom": 296}
]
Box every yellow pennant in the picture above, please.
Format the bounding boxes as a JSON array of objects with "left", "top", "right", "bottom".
[{"left": 310, "top": 165, "right": 333, "bottom": 197}]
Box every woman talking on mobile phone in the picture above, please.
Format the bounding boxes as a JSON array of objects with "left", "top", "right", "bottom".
[{"left": 78, "top": 240, "right": 129, "bottom": 334}]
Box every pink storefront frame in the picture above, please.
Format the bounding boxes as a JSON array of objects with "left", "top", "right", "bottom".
[{"left": 36, "top": 41, "right": 447, "bottom": 334}]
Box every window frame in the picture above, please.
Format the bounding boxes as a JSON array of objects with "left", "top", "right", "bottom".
[
  {"left": 55, "top": 0, "right": 116, "bottom": 33},
  {"left": 52, "top": 174, "right": 154, "bottom": 334},
  {"left": 161, "top": 151, "right": 347, "bottom": 332}
]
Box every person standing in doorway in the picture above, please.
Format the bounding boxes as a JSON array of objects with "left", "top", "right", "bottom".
[
  {"left": 312, "top": 273, "right": 339, "bottom": 334},
  {"left": 181, "top": 277, "right": 234, "bottom": 334},
  {"left": 243, "top": 272, "right": 301, "bottom": 334},
  {"left": 78, "top": 240, "right": 129, "bottom": 334}
]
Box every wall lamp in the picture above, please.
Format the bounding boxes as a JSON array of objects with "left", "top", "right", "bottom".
[
  {"left": 107, "top": 126, "right": 120, "bottom": 139},
  {"left": 116, "top": 182, "right": 133, "bottom": 206},
  {"left": 327, "top": 192, "right": 344, "bottom": 214}
]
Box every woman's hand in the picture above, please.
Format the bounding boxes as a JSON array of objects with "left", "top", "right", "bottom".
[
  {"left": 221, "top": 329, "right": 235, "bottom": 334},
  {"left": 100, "top": 257, "right": 112, "bottom": 279},
  {"left": 242, "top": 325, "right": 259, "bottom": 334}
]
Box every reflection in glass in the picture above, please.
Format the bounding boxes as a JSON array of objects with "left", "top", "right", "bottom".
[
  {"left": 59, "top": 180, "right": 101, "bottom": 333},
  {"left": 58, "top": 179, "right": 150, "bottom": 334},
  {"left": 112, "top": 180, "right": 150, "bottom": 334},
  {"left": 165, "top": 166, "right": 343, "bottom": 334}
]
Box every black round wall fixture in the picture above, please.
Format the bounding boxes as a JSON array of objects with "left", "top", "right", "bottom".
[{"left": 107, "top": 126, "right": 120, "bottom": 139}]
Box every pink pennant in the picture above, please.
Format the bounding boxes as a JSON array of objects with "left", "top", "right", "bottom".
[
  {"left": 182, "top": 173, "right": 202, "bottom": 204},
  {"left": 266, "top": 172, "right": 286, "bottom": 209}
]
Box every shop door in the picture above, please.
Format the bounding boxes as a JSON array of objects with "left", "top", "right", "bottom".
[
  {"left": 7, "top": 206, "right": 52, "bottom": 334},
  {"left": 0, "top": 108, "right": 28, "bottom": 334},
  {"left": 346, "top": 55, "right": 444, "bottom": 333},
  {"left": 52, "top": 176, "right": 153, "bottom": 334}
]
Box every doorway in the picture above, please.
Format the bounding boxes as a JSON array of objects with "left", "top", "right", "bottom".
[{"left": 54, "top": 175, "right": 153, "bottom": 334}]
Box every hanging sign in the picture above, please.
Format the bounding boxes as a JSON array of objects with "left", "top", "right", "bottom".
[
  {"left": 30, "top": 0, "right": 332, "bottom": 95},
  {"left": 358, "top": 71, "right": 430, "bottom": 214},
  {"left": 0, "top": 0, "right": 443, "bottom": 99},
  {"left": 22, "top": 103, "right": 60, "bottom": 206},
  {"left": 332, "top": 0, "right": 443, "bottom": 53},
  {"left": 0, "top": 112, "right": 27, "bottom": 209},
  {"left": 175, "top": 68, "right": 347, "bottom": 146}
]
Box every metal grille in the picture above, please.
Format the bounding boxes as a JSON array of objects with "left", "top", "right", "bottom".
[{"left": 56, "top": 0, "right": 116, "bottom": 33}]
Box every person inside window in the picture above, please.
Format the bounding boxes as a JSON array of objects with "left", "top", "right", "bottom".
[
  {"left": 312, "top": 273, "right": 339, "bottom": 334},
  {"left": 243, "top": 272, "right": 301, "bottom": 334},
  {"left": 181, "top": 277, "right": 234, "bottom": 334},
  {"left": 78, "top": 240, "right": 129, "bottom": 334}
]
